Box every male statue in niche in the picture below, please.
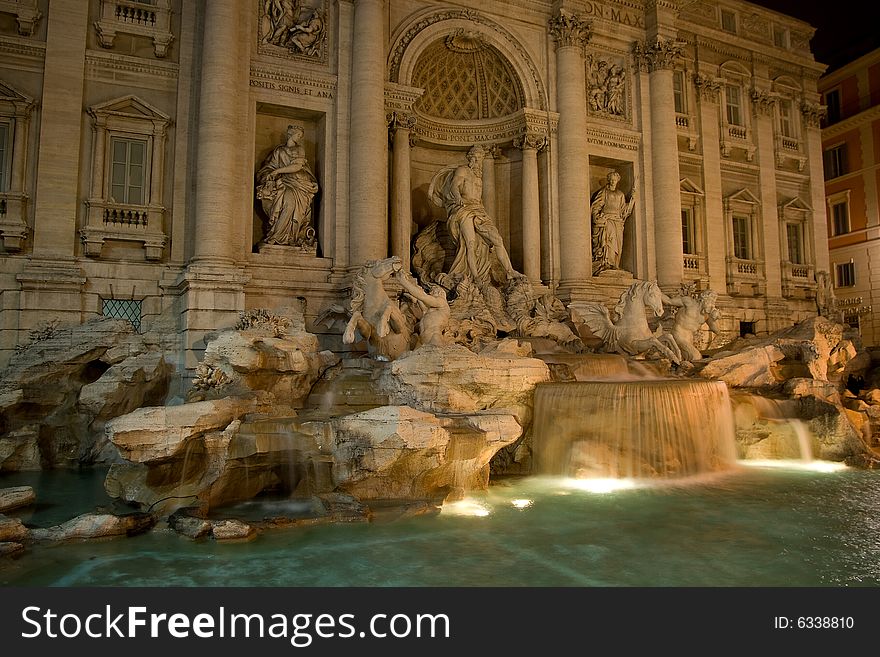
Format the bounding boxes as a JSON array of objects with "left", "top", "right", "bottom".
[
  {"left": 590, "top": 170, "right": 636, "bottom": 275},
  {"left": 255, "top": 124, "right": 320, "bottom": 251}
]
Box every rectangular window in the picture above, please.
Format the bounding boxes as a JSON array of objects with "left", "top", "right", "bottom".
[
  {"left": 673, "top": 70, "right": 686, "bottom": 114},
  {"left": 843, "top": 312, "right": 860, "bottom": 331},
  {"left": 786, "top": 223, "right": 803, "bottom": 263},
  {"left": 831, "top": 200, "right": 850, "bottom": 236},
  {"left": 102, "top": 298, "right": 143, "bottom": 332},
  {"left": 739, "top": 321, "right": 755, "bottom": 337},
  {"left": 732, "top": 215, "right": 751, "bottom": 260},
  {"left": 778, "top": 99, "right": 794, "bottom": 138},
  {"left": 773, "top": 26, "right": 788, "bottom": 48},
  {"left": 726, "top": 85, "right": 743, "bottom": 126},
  {"left": 825, "top": 89, "right": 841, "bottom": 124},
  {"left": 110, "top": 137, "right": 147, "bottom": 205},
  {"left": 681, "top": 208, "right": 697, "bottom": 255},
  {"left": 0, "top": 121, "right": 9, "bottom": 193},
  {"left": 835, "top": 262, "right": 855, "bottom": 288},
  {"left": 823, "top": 144, "right": 847, "bottom": 179},
  {"left": 721, "top": 9, "right": 737, "bottom": 34}
]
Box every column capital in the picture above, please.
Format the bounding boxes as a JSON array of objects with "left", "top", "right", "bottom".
[
  {"left": 632, "top": 36, "right": 684, "bottom": 73},
  {"left": 800, "top": 101, "right": 826, "bottom": 128},
  {"left": 387, "top": 110, "right": 417, "bottom": 132},
  {"left": 514, "top": 132, "right": 547, "bottom": 152},
  {"left": 693, "top": 73, "right": 722, "bottom": 104},
  {"left": 549, "top": 10, "right": 591, "bottom": 52},
  {"left": 750, "top": 89, "right": 776, "bottom": 117}
]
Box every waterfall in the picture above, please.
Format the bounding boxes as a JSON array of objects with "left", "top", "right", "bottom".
[{"left": 532, "top": 380, "right": 739, "bottom": 479}]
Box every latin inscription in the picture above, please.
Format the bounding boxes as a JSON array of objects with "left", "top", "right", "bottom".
[
  {"left": 249, "top": 79, "right": 334, "bottom": 98},
  {"left": 582, "top": 2, "right": 644, "bottom": 28}
]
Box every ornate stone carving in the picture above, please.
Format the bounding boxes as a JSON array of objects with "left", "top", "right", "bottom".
[
  {"left": 740, "top": 13, "right": 770, "bottom": 40},
  {"left": 800, "top": 101, "right": 827, "bottom": 128},
  {"left": 750, "top": 89, "right": 776, "bottom": 117},
  {"left": 570, "top": 280, "right": 682, "bottom": 364},
  {"left": 342, "top": 256, "right": 413, "bottom": 361},
  {"left": 387, "top": 110, "right": 416, "bottom": 132},
  {"left": 258, "top": 1, "right": 327, "bottom": 62},
  {"left": 513, "top": 132, "right": 547, "bottom": 152},
  {"left": 255, "top": 124, "right": 320, "bottom": 252},
  {"left": 632, "top": 37, "right": 685, "bottom": 73},
  {"left": 587, "top": 55, "right": 627, "bottom": 117},
  {"left": 693, "top": 73, "right": 723, "bottom": 103},
  {"left": 548, "top": 10, "right": 592, "bottom": 51},
  {"left": 234, "top": 308, "right": 291, "bottom": 337},
  {"left": 428, "top": 144, "right": 524, "bottom": 291},
  {"left": 661, "top": 284, "right": 721, "bottom": 363},
  {"left": 388, "top": 8, "right": 547, "bottom": 110}
]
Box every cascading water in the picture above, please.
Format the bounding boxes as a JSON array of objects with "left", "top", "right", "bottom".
[{"left": 532, "top": 379, "right": 739, "bottom": 479}]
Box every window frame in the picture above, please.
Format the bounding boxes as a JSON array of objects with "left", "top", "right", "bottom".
[
  {"left": 827, "top": 191, "right": 852, "bottom": 237},
  {"left": 824, "top": 143, "right": 847, "bottom": 179},
  {"left": 731, "top": 214, "right": 752, "bottom": 260},
  {"left": 720, "top": 9, "right": 737, "bottom": 34},
  {"left": 109, "top": 135, "right": 149, "bottom": 206},
  {"left": 835, "top": 262, "right": 855, "bottom": 288},
  {"left": 725, "top": 84, "right": 744, "bottom": 127},
  {"left": 824, "top": 88, "right": 841, "bottom": 124}
]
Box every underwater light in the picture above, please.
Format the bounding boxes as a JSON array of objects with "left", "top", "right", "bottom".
[
  {"left": 510, "top": 498, "right": 533, "bottom": 509},
  {"left": 563, "top": 478, "right": 639, "bottom": 494},
  {"left": 440, "top": 499, "right": 491, "bottom": 517}
]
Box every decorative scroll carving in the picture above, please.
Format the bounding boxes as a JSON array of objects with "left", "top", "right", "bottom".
[
  {"left": 750, "top": 89, "right": 776, "bottom": 117},
  {"left": 632, "top": 36, "right": 685, "bottom": 73},
  {"left": 387, "top": 111, "right": 417, "bottom": 132},
  {"left": 800, "top": 101, "right": 827, "bottom": 128},
  {"left": 513, "top": 132, "right": 547, "bottom": 152},
  {"left": 548, "top": 10, "right": 592, "bottom": 51},
  {"left": 693, "top": 73, "right": 722, "bottom": 103}
]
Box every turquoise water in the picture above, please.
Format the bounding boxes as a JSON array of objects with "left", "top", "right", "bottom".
[{"left": 2, "top": 462, "right": 880, "bottom": 587}]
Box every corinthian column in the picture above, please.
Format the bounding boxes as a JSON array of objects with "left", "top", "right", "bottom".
[
  {"left": 349, "top": 0, "right": 388, "bottom": 266},
  {"left": 515, "top": 132, "right": 546, "bottom": 282},
  {"left": 634, "top": 36, "right": 684, "bottom": 288},
  {"left": 191, "top": 0, "right": 248, "bottom": 265},
  {"left": 388, "top": 111, "right": 416, "bottom": 272},
  {"left": 549, "top": 10, "right": 592, "bottom": 289}
]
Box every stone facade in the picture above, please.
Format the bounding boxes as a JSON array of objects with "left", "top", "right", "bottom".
[{"left": 0, "top": 0, "right": 828, "bottom": 371}]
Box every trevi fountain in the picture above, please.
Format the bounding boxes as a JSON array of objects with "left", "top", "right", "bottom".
[{"left": 1, "top": 142, "right": 879, "bottom": 587}]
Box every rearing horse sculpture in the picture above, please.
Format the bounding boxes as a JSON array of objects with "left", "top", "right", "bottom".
[
  {"left": 342, "top": 256, "right": 412, "bottom": 361},
  {"left": 571, "top": 280, "right": 682, "bottom": 365}
]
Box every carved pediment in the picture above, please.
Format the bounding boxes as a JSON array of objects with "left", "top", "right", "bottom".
[
  {"left": 680, "top": 177, "right": 704, "bottom": 196},
  {"left": 88, "top": 94, "right": 171, "bottom": 123},
  {"left": 0, "top": 79, "right": 36, "bottom": 116},
  {"left": 725, "top": 188, "right": 761, "bottom": 206},
  {"left": 780, "top": 196, "right": 811, "bottom": 213}
]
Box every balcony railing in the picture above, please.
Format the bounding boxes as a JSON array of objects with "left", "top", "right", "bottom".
[{"left": 94, "top": 0, "right": 173, "bottom": 58}]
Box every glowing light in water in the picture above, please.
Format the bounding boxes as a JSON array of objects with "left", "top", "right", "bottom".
[
  {"left": 440, "top": 499, "right": 491, "bottom": 517},
  {"left": 562, "top": 478, "right": 639, "bottom": 494},
  {"left": 510, "top": 499, "right": 533, "bottom": 509}
]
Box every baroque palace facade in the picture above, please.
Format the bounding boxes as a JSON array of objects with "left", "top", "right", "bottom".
[{"left": 0, "top": 0, "right": 829, "bottom": 370}]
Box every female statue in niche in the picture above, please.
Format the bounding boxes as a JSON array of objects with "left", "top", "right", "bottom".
[
  {"left": 590, "top": 170, "right": 636, "bottom": 275},
  {"left": 256, "top": 124, "right": 320, "bottom": 250}
]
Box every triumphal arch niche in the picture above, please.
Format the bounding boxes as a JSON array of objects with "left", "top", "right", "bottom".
[{"left": 386, "top": 8, "right": 557, "bottom": 290}]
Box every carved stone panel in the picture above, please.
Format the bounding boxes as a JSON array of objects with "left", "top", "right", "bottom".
[
  {"left": 586, "top": 53, "right": 629, "bottom": 121},
  {"left": 257, "top": 0, "right": 328, "bottom": 64}
]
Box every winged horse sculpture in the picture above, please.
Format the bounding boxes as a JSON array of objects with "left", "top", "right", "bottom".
[{"left": 571, "top": 280, "right": 682, "bottom": 365}]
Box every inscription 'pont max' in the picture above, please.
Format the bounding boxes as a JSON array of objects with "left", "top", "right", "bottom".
[{"left": 582, "top": 1, "right": 644, "bottom": 27}]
